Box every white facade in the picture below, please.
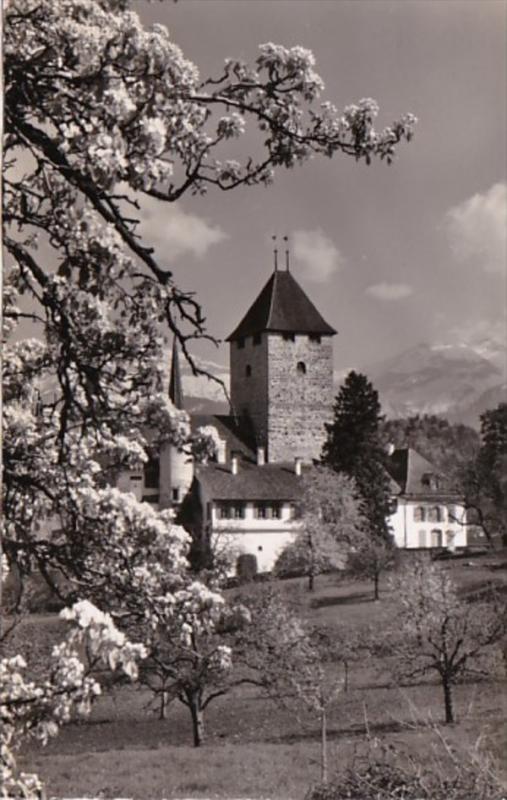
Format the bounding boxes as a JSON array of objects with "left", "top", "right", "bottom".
[
  {"left": 388, "top": 498, "right": 468, "bottom": 550},
  {"left": 210, "top": 500, "right": 299, "bottom": 573}
]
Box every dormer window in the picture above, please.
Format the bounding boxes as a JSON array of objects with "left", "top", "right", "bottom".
[
  {"left": 422, "top": 472, "right": 440, "bottom": 490},
  {"left": 297, "top": 361, "right": 307, "bottom": 375},
  {"left": 253, "top": 333, "right": 262, "bottom": 346}
]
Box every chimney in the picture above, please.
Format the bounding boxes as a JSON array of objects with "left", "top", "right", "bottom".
[
  {"left": 231, "top": 455, "right": 239, "bottom": 475},
  {"left": 294, "top": 457, "right": 302, "bottom": 476},
  {"left": 257, "top": 447, "right": 265, "bottom": 466},
  {"left": 216, "top": 438, "right": 227, "bottom": 464}
]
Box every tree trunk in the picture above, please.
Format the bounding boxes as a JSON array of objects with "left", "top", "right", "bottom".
[
  {"left": 320, "top": 707, "right": 328, "bottom": 785},
  {"left": 308, "top": 570, "right": 315, "bottom": 592},
  {"left": 159, "top": 690, "right": 169, "bottom": 720},
  {"left": 442, "top": 678, "right": 454, "bottom": 724},
  {"left": 373, "top": 571, "right": 380, "bottom": 601},
  {"left": 343, "top": 659, "right": 349, "bottom": 692},
  {"left": 188, "top": 693, "right": 205, "bottom": 746}
]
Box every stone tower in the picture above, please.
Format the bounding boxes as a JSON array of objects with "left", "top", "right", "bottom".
[
  {"left": 159, "top": 337, "right": 193, "bottom": 508},
  {"left": 227, "top": 267, "right": 336, "bottom": 463}
]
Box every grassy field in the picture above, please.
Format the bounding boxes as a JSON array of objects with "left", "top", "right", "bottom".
[{"left": 19, "top": 554, "right": 507, "bottom": 798}]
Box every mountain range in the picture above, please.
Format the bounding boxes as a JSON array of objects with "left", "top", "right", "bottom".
[{"left": 179, "top": 340, "right": 506, "bottom": 428}]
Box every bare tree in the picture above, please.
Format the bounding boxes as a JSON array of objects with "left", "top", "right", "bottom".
[{"left": 347, "top": 535, "right": 398, "bottom": 601}]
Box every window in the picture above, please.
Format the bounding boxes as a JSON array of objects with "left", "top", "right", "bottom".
[
  {"left": 296, "top": 361, "right": 307, "bottom": 375},
  {"left": 388, "top": 499, "right": 398, "bottom": 514},
  {"left": 218, "top": 503, "right": 230, "bottom": 519},
  {"left": 309, "top": 334, "right": 321, "bottom": 344},
  {"left": 130, "top": 474, "right": 143, "bottom": 482},
  {"left": 258, "top": 545, "right": 263, "bottom": 552},
  {"left": 218, "top": 503, "right": 244, "bottom": 519},
  {"left": 172, "top": 487, "right": 180, "bottom": 502},
  {"left": 245, "top": 365, "right": 252, "bottom": 377},
  {"left": 413, "top": 506, "right": 425, "bottom": 522},
  {"left": 142, "top": 494, "right": 159, "bottom": 504},
  {"left": 237, "top": 337, "right": 245, "bottom": 349},
  {"left": 255, "top": 503, "right": 280, "bottom": 519},
  {"left": 430, "top": 529, "right": 443, "bottom": 547},
  {"left": 422, "top": 473, "right": 441, "bottom": 490},
  {"left": 418, "top": 530, "right": 427, "bottom": 547},
  {"left": 144, "top": 457, "right": 160, "bottom": 489},
  {"left": 290, "top": 503, "right": 301, "bottom": 519},
  {"left": 427, "top": 506, "right": 443, "bottom": 523},
  {"left": 253, "top": 333, "right": 261, "bottom": 346},
  {"left": 283, "top": 332, "right": 295, "bottom": 342}
]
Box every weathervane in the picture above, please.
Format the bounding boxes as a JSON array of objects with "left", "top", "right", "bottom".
[
  {"left": 272, "top": 234, "right": 278, "bottom": 271},
  {"left": 283, "top": 235, "right": 290, "bottom": 271}
]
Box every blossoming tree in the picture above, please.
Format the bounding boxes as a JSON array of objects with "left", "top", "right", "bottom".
[
  {"left": 1, "top": 599, "right": 146, "bottom": 798},
  {"left": 275, "top": 467, "right": 365, "bottom": 591},
  {"left": 2, "top": 0, "right": 416, "bottom": 791},
  {"left": 388, "top": 559, "right": 506, "bottom": 724}
]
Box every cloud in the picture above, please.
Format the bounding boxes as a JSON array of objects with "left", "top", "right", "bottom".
[
  {"left": 445, "top": 182, "right": 506, "bottom": 274},
  {"left": 365, "top": 282, "right": 413, "bottom": 300},
  {"left": 292, "top": 228, "right": 344, "bottom": 283},
  {"left": 139, "top": 200, "right": 228, "bottom": 259}
]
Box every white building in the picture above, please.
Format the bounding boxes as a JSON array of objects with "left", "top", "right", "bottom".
[{"left": 386, "top": 447, "right": 468, "bottom": 550}]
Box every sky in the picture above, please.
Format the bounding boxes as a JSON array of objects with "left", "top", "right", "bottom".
[{"left": 136, "top": 0, "right": 506, "bottom": 373}]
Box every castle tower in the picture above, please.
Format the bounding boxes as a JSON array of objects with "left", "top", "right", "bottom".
[
  {"left": 227, "top": 268, "right": 337, "bottom": 463},
  {"left": 159, "top": 337, "right": 193, "bottom": 509}
]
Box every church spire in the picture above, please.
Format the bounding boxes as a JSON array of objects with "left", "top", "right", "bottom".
[{"left": 169, "top": 336, "right": 184, "bottom": 409}]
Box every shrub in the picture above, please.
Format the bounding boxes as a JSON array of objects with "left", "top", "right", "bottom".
[{"left": 305, "top": 737, "right": 505, "bottom": 800}]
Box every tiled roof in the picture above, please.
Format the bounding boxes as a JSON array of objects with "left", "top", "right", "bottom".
[
  {"left": 226, "top": 270, "right": 337, "bottom": 341},
  {"left": 193, "top": 446, "right": 460, "bottom": 504},
  {"left": 387, "top": 447, "right": 456, "bottom": 497},
  {"left": 190, "top": 414, "right": 256, "bottom": 462},
  {"left": 196, "top": 461, "right": 304, "bottom": 501}
]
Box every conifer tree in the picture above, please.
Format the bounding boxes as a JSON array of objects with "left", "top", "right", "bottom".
[
  {"left": 321, "top": 371, "right": 392, "bottom": 540},
  {"left": 464, "top": 403, "right": 507, "bottom": 545}
]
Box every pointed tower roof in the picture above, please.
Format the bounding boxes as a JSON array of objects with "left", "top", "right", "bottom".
[
  {"left": 226, "top": 270, "right": 337, "bottom": 341},
  {"left": 168, "top": 337, "right": 184, "bottom": 409}
]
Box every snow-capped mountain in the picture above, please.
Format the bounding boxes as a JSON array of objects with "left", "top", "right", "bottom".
[
  {"left": 177, "top": 340, "right": 505, "bottom": 425},
  {"left": 363, "top": 341, "right": 505, "bottom": 426}
]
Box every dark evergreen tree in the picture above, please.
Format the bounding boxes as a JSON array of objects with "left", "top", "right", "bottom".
[
  {"left": 463, "top": 403, "right": 507, "bottom": 546},
  {"left": 321, "top": 371, "right": 392, "bottom": 540}
]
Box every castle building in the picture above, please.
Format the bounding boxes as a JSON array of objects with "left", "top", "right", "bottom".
[
  {"left": 118, "top": 262, "right": 469, "bottom": 575},
  {"left": 227, "top": 267, "right": 336, "bottom": 463}
]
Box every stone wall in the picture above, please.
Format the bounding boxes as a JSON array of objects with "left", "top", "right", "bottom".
[
  {"left": 230, "top": 331, "right": 334, "bottom": 462},
  {"left": 267, "top": 334, "right": 334, "bottom": 462},
  {"left": 230, "top": 334, "right": 269, "bottom": 448}
]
